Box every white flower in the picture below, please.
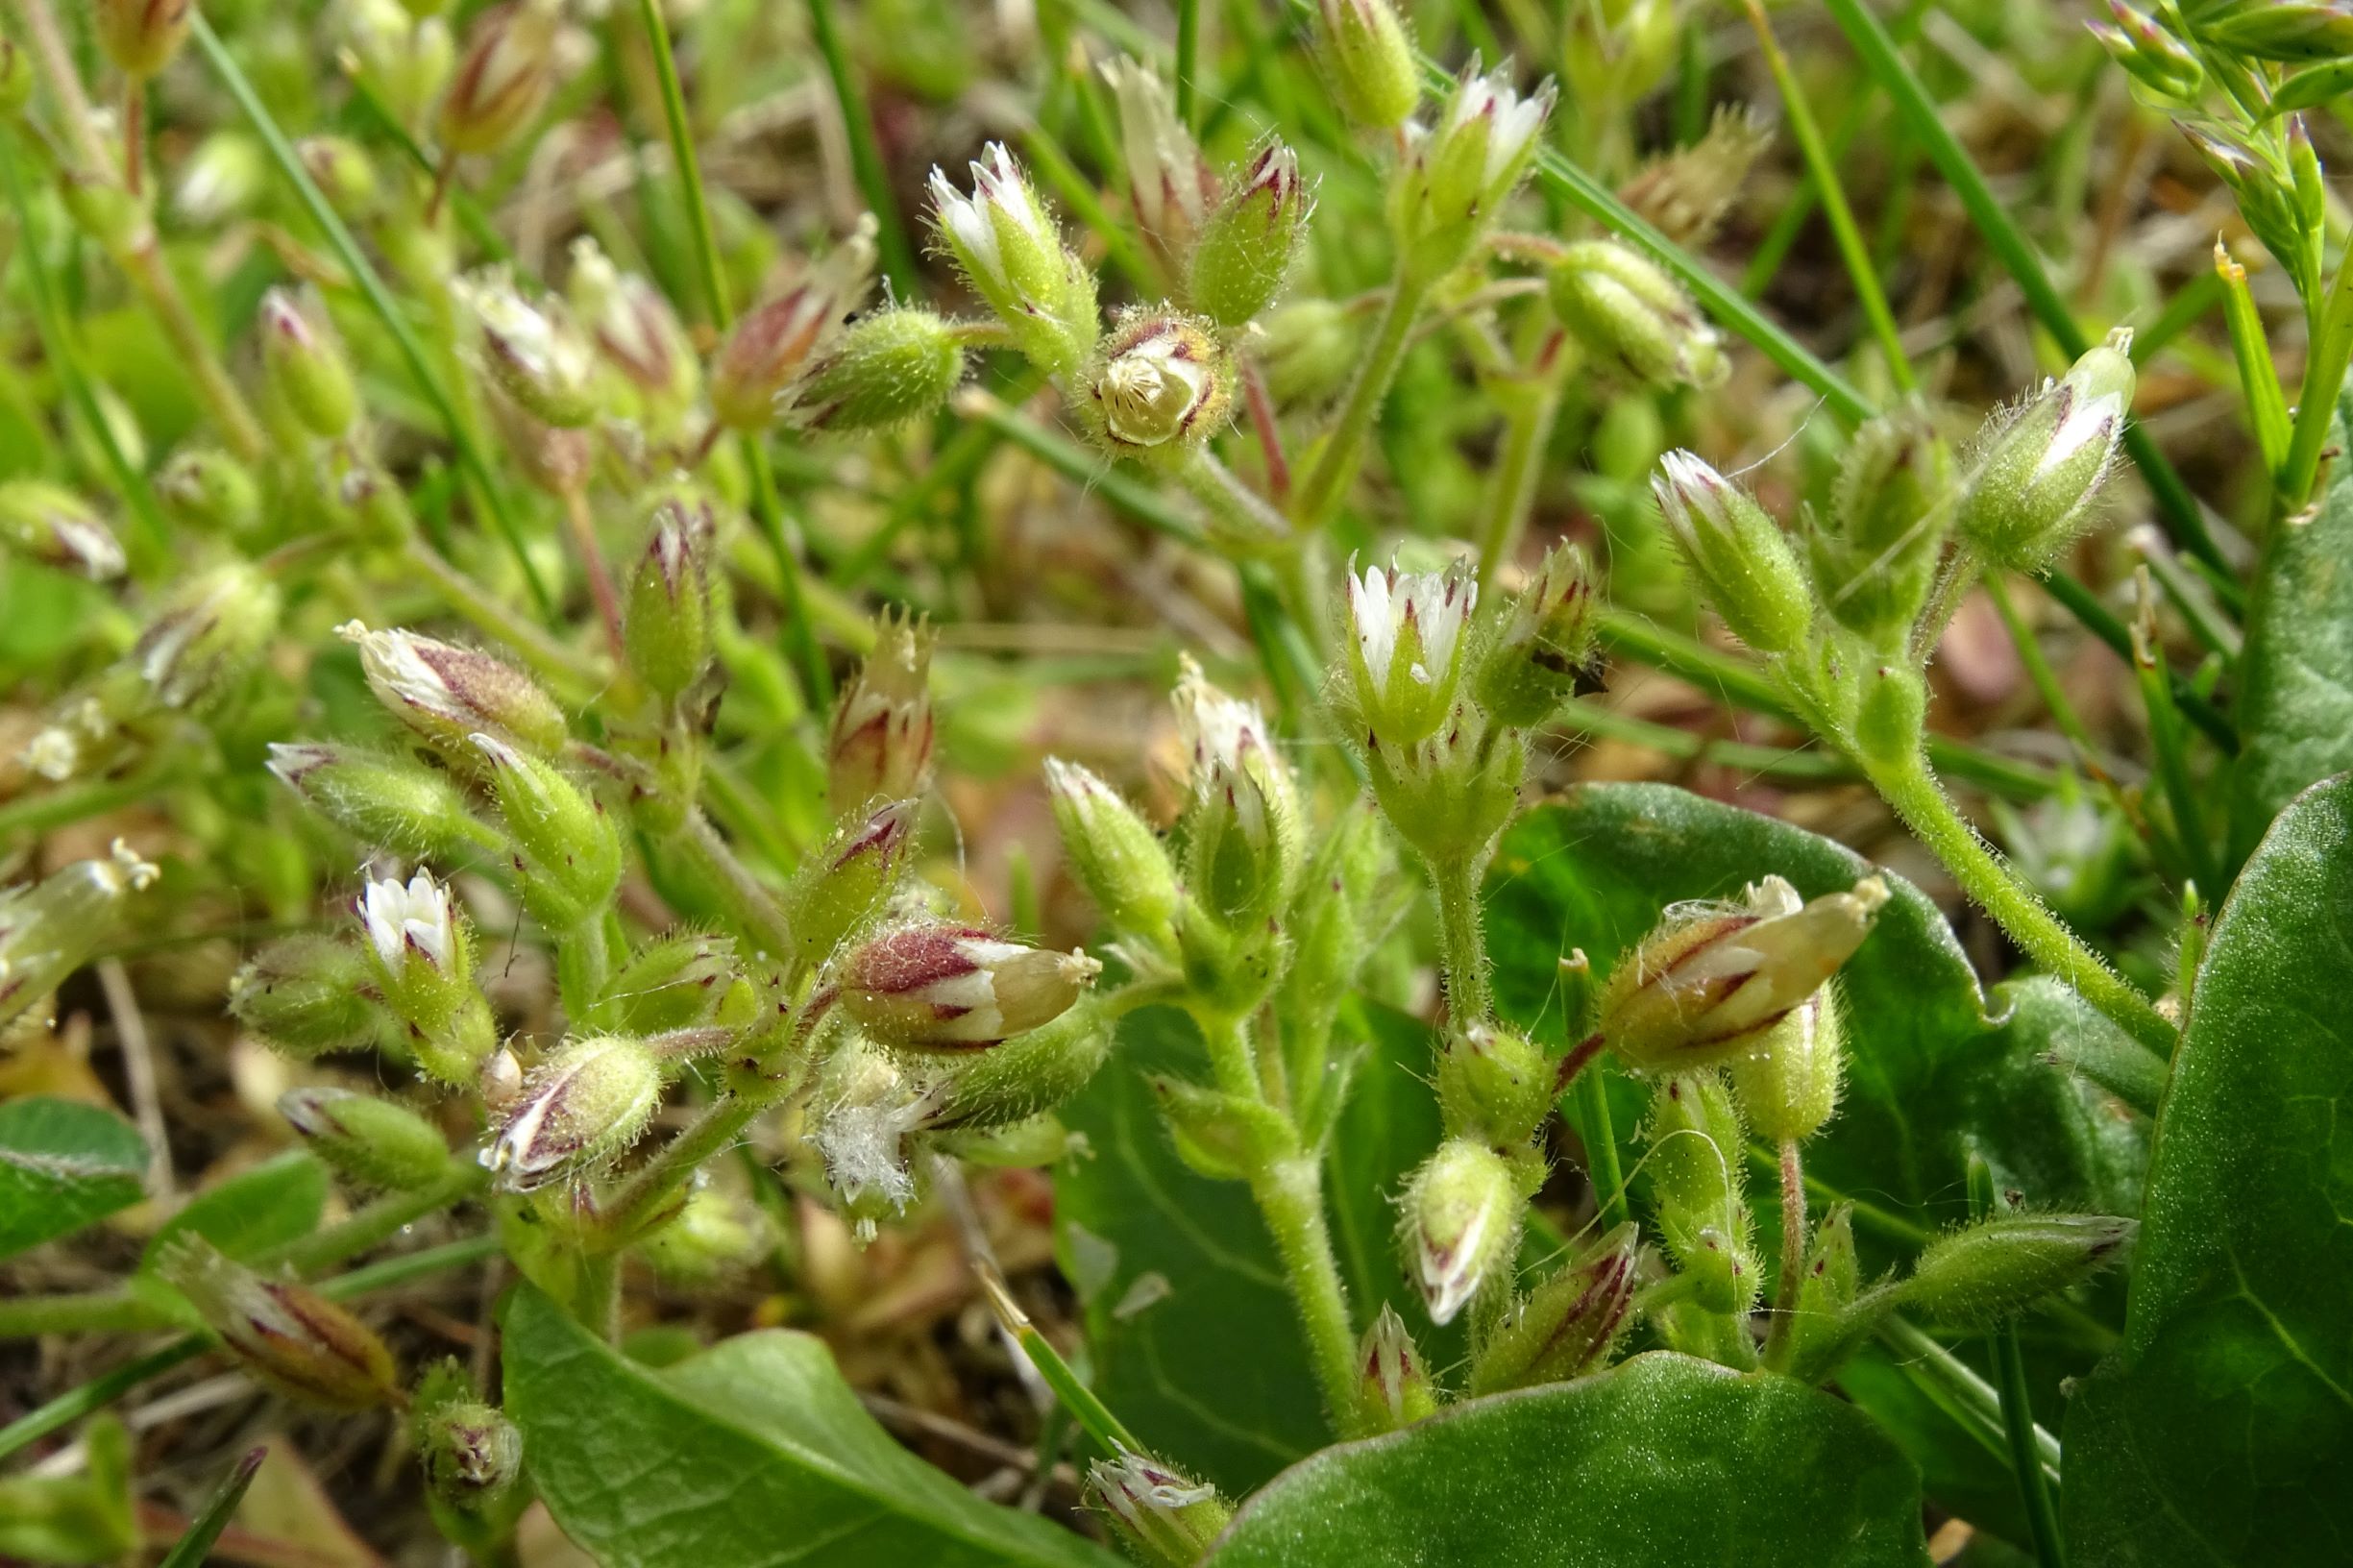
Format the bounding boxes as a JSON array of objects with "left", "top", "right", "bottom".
[
  {"left": 1100, "top": 57, "right": 1207, "bottom": 242},
  {"left": 359, "top": 870, "right": 455, "bottom": 973},
  {"left": 1095, "top": 324, "right": 1214, "bottom": 448},
  {"left": 1172, "top": 653, "right": 1268, "bottom": 780},
  {"left": 927, "top": 143, "right": 1047, "bottom": 297},
  {"left": 1442, "top": 64, "right": 1555, "bottom": 197},
  {"left": 339, "top": 623, "right": 466, "bottom": 727},
  {"left": 1345, "top": 563, "right": 1479, "bottom": 742}
]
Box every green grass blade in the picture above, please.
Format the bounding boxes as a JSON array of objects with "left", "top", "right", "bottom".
[
  {"left": 158, "top": 1448, "right": 265, "bottom": 1568},
  {"left": 805, "top": 0, "right": 919, "bottom": 297}
]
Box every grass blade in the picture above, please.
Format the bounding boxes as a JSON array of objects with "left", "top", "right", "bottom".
[{"left": 157, "top": 1447, "right": 266, "bottom": 1568}]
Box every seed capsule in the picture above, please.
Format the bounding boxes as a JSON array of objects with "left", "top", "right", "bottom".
[
  {"left": 839, "top": 923, "right": 1100, "bottom": 1051},
  {"left": 1309, "top": 0, "right": 1421, "bottom": 130},
  {"left": 1469, "top": 1221, "right": 1639, "bottom": 1394},
  {"left": 338, "top": 622, "right": 569, "bottom": 758},
  {"left": 1548, "top": 239, "right": 1726, "bottom": 389},
  {"left": 482, "top": 1035, "right": 665, "bottom": 1190},
  {"left": 1403, "top": 1137, "right": 1523, "bottom": 1325},
  {"left": 157, "top": 1237, "right": 401, "bottom": 1410}
]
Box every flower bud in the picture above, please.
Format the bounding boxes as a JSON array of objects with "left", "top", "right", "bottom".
[
  {"left": 155, "top": 448, "right": 260, "bottom": 538},
  {"left": 0, "top": 478, "right": 127, "bottom": 579},
  {"left": 782, "top": 306, "right": 967, "bottom": 434},
  {"left": 783, "top": 799, "right": 917, "bottom": 968},
  {"left": 569, "top": 237, "right": 697, "bottom": 415},
  {"left": 1187, "top": 140, "right": 1310, "bottom": 328},
  {"left": 1599, "top": 873, "right": 1886, "bottom": 1072},
  {"left": 157, "top": 1237, "right": 400, "bottom": 1410},
  {"left": 1257, "top": 297, "right": 1359, "bottom": 409},
  {"left": 266, "top": 742, "right": 496, "bottom": 860},
  {"left": 1343, "top": 562, "right": 1481, "bottom": 746},
  {"left": 338, "top": 622, "right": 569, "bottom": 758},
  {"left": 596, "top": 931, "right": 737, "bottom": 1035},
  {"left": 1642, "top": 1071, "right": 1758, "bottom": 1314},
  {"left": 1436, "top": 1023, "right": 1549, "bottom": 1147},
  {"left": 1394, "top": 63, "right": 1555, "bottom": 278},
  {"left": 2086, "top": 3, "right": 2202, "bottom": 99},
  {"left": 336, "top": 463, "right": 422, "bottom": 548},
  {"left": 1651, "top": 451, "right": 1812, "bottom": 656},
  {"left": 470, "top": 733, "right": 623, "bottom": 931},
  {"left": 1469, "top": 1221, "right": 1639, "bottom": 1394},
  {"left": 0, "top": 842, "right": 159, "bottom": 1032},
  {"left": 624, "top": 488, "right": 718, "bottom": 701},
  {"left": 927, "top": 145, "right": 1099, "bottom": 378},
  {"left": 1784, "top": 1203, "right": 1870, "bottom": 1383},
  {"left": 482, "top": 1035, "right": 665, "bottom": 1190},
  {"left": 637, "top": 1186, "right": 767, "bottom": 1287},
  {"left": 828, "top": 610, "right": 936, "bottom": 813},
  {"left": 1044, "top": 758, "right": 1179, "bottom": 938},
  {"left": 709, "top": 231, "right": 874, "bottom": 430},
  {"left": 1900, "top": 1213, "right": 2135, "bottom": 1326},
  {"left": 173, "top": 132, "right": 264, "bottom": 226},
  {"left": 1174, "top": 659, "right": 1304, "bottom": 929},
  {"left": 1081, "top": 311, "right": 1233, "bottom": 461},
  {"left": 1404, "top": 1137, "right": 1524, "bottom": 1325},
  {"left": 456, "top": 268, "right": 599, "bottom": 429},
  {"left": 134, "top": 563, "right": 282, "bottom": 711},
  {"left": 415, "top": 1390, "right": 524, "bottom": 1512},
  {"left": 1475, "top": 541, "right": 1601, "bottom": 725},
  {"left": 1091, "top": 1450, "right": 1232, "bottom": 1568},
  {"left": 437, "top": 0, "right": 561, "bottom": 157},
  {"left": 1148, "top": 1072, "right": 1295, "bottom": 1181},
  {"left": 95, "top": 0, "right": 190, "bottom": 79},
  {"left": 296, "top": 135, "right": 382, "bottom": 221},
  {"left": 2201, "top": 0, "right": 2353, "bottom": 61},
  {"left": 342, "top": 0, "right": 453, "bottom": 128},
  {"left": 1727, "top": 989, "right": 1845, "bottom": 1144},
  {"left": 1957, "top": 331, "right": 2136, "bottom": 570},
  {"left": 1310, "top": 0, "right": 1421, "bottom": 130},
  {"left": 258, "top": 287, "right": 360, "bottom": 440},
  {"left": 356, "top": 871, "right": 490, "bottom": 1076},
  {"left": 1356, "top": 1303, "right": 1437, "bottom": 1431},
  {"left": 279, "top": 1087, "right": 455, "bottom": 1190},
  {"left": 1359, "top": 698, "right": 1526, "bottom": 867},
  {"left": 1617, "top": 105, "right": 1773, "bottom": 250},
  {"left": 1549, "top": 240, "right": 1726, "bottom": 388},
  {"left": 1806, "top": 404, "right": 1955, "bottom": 644},
  {"left": 839, "top": 922, "right": 1100, "bottom": 1052},
  {"left": 1100, "top": 57, "right": 1213, "bottom": 269},
  {"left": 229, "top": 934, "right": 384, "bottom": 1059}
]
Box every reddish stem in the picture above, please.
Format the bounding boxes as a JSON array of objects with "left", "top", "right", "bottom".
[{"left": 1241, "top": 358, "right": 1290, "bottom": 504}]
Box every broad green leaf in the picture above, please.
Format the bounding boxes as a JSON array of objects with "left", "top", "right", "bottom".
[
  {"left": 502, "top": 1284, "right": 1119, "bottom": 1568},
  {"left": 1052, "top": 1003, "right": 1452, "bottom": 1493},
  {"left": 1205, "top": 1352, "right": 1928, "bottom": 1567},
  {"left": 2065, "top": 772, "right": 2353, "bottom": 1565},
  {"left": 0, "top": 1096, "right": 148, "bottom": 1262},
  {"left": 2228, "top": 394, "right": 2353, "bottom": 864},
  {"left": 134, "top": 1150, "right": 329, "bottom": 1318}
]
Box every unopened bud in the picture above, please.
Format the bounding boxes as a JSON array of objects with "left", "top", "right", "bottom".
[
  {"left": 1784, "top": 1203, "right": 1869, "bottom": 1382},
  {"left": 258, "top": 287, "right": 360, "bottom": 439},
  {"left": 2201, "top": 0, "right": 2353, "bottom": 61},
  {"left": 437, "top": 0, "right": 561, "bottom": 157},
  {"left": 338, "top": 622, "right": 569, "bottom": 758},
  {"left": 0, "top": 478, "right": 126, "bottom": 579},
  {"left": 1341, "top": 562, "right": 1479, "bottom": 745},
  {"left": 783, "top": 799, "right": 917, "bottom": 968},
  {"left": 927, "top": 145, "right": 1098, "bottom": 378},
  {"left": 471, "top": 733, "right": 623, "bottom": 930},
  {"left": 172, "top": 132, "right": 264, "bottom": 226},
  {"left": 1044, "top": 758, "right": 1179, "bottom": 937},
  {"left": 1311, "top": 0, "right": 1421, "bottom": 130},
  {"left": 1900, "top": 1213, "right": 2134, "bottom": 1325},
  {"left": 1189, "top": 139, "right": 1310, "bottom": 328},
  {"left": 1148, "top": 1072, "right": 1295, "bottom": 1181},
  {"left": 569, "top": 237, "right": 697, "bottom": 414},
  {"left": 624, "top": 488, "right": 718, "bottom": 701},
  {"left": 1469, "top": 1221, "right": 1639, "bottom": 1394},
  {"left": 637, "top": 1187, "right": 767, "bottom": 1287},
  {"left": 828, "top": 610, "right": 935, "bottom": 813},
  {"left": 483, "top": 1035, "right": 665, "bottom": 1190},
  {"left": 337, "top": 464, "right": 421, "bottom": 548},
  {"left": 229, "top": 934, "right": 383, "bottom": 1059},
  {"left": 2087, "top": 3, "right": 2202, "bottom": 99},
  {"left": 1651, "top": 451, "right": 1811, "bottom": 655},
  {"left": 1807, "top": 404, "right": 1954, "bottom": 643},
  {"left": 709, "top": 230, "right": 874, "bottom": 429},
  {"left": 1436, "top": 1022, "right": 1549, "bottom": 1147},
  {"left": 267, "top": 742, "right": 496, "bottom": 860},
  {"left": 1727, "top": 990, "right": 1845, "bottom": 1144},
  {"left": 1476, "top": 541, "right": 1600, "bottom": 724},
  {"left": 1357, "top": 1303, "right": 1437, "bottom": 1430},
  {"left": 1617, "top": 105, "right": 1773, "bottom": 250},
  {"left": 1957, "top": 331, "right": 2136, "bottom": 570},
  {"left": 0, "top": 842, "right": 159, "bottom": 1030},
  {"left": 596, "top": 931, "right": 737, "bottom": 1035},
  {"left": 279, "top": 1087, "right": 454, "bottom": 1190},
  {"left": 95, "top": 0, "right": 190, "bottom": 79},
  {"left": 783, "top": 306, "right": 967, "bottom": 434},
  {"left": 1100, "top": 57, "right": 1213, "bottom": 268},
  {"left": 135, "top": 564, "right": 282, "bottom": 711},
  {"left": 296, "top": 135, "right": 382, "bottom": 220},
  {"left": 158, "top": 1237, "right": 400, "bottom": 1409},
  {"left": 1081, "top": 312, "right": 1233, "bottom": 461},
  {"left": 1643, "top": 1071, "right": 1758, "bottom": 1314},
  {"left": 457, "top": 267, "right": 599, "bottom": 429},
  {"left": 1600, "top": 873, "right": 1886, "bottom": 1072},
  {"left": 1090, "top": 1450, "right": 1232, "bottom": 1568},
  {"left": 416, "top": 1393, "right": 523, "bottom": 1511},
  {"left": 1174, "top": 659, "right": 1304, "bottom": 929},
  {"left": 840, "top": 923, "right": 1100, "bottom": 1051},
  {"left": 155, "top": 448, "right": 261, "bottom": 538},
  {"left": 1550, "top": 240, "right": 1726, "bottom": 388},
  {"left": 1405, "top": 1137, "right": 1524, "bottom": 1325}
]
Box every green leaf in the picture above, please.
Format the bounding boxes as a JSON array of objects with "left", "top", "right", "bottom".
[
  {"left": 0, "top": 1097, "right": 148, "bottom": 1262},
  {"left": 0, "top": 1415, "right": 136, "bottom": 1564},
  {"left": 134, "top": 1150, "right": 329, "bottom": 1318},
  {"left": 1205, "top": 1352, "right": 1928, "bottom": 1567},
  {"left": 1052, "top": 1003, "right": 1452, "bottom": 1493},
  {"left": 156, "top": 1447, "right": 264, "bottom": 1568},
  {"left": 2228, "top": 396, "right": 2353, "bottom": 864},
  {"left": 2064, "top": 772, "right": 2353, "bottom": 1565},
  {"left": 502, "top": 1284, "right": 1118, "bottom": 1568}
]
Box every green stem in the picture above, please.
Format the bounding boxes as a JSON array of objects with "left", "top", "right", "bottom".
[
  {"left": 1474, "top": 349, "right": 1568, "bottom": 589},
  {"left": 1174, "top": 0, "right": 1201, "bottom": 126},
  {"left": 1578, "top": 1070, "right": 1628, "bottom": 1231},
  {"left": 744, "top": 438, "right": 836, "bottom": 707},
  {"left": 1761, "top": 1138, "right": 1808, "bottom": 1372},
  {"left": 633, "top": 0, "right": 730, "bottom": 324},
  {"left": 1292, "top": 275, "right": 1431, "bottom": 531},
  {"left": 1865, "top": 749, "right": 2175, "bottom": 1057},
  {"left": 264, "top": 1162, "right": 490, "bottom": 1278},
  {"left": 2279, "top": 245, "right": 2353, "bottom": 508},
  {"left": 672, "top": 810, "right": 797, "bottom": 967},
  {"left": 1429, "top": 854, "right": 1492, "bottom": 1028},
  {"left": 1877, "top": 1316, "right": 2062, "bottom": 1482},
  {"left": 804, "top": 0, "right": 919, "bottom": 296},
  {"left": 1995, "top": 1320, "right": 2069, "bottom": 1567},
  {"left": 556, "top": 919, "right": 612, "bottom": 1022}
]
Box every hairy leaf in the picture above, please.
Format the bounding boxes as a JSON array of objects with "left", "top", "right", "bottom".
[{"left": 0, "top": 1097, "right": 147, "bottom": 1262}]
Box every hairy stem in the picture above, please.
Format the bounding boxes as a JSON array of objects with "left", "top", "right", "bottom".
[
  {"left": 1761, "top": 1138, "right": 1808, "bottom": 1371},
  {"left": 1292, "top": 276, "right": 1431, "bottom": 531},
  {"left": 1474, "top": 342, "right": 1568, "bottom": 590},
  {"left": 1429, "top": 854, "right": 1492, "bottom": 1028}
]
